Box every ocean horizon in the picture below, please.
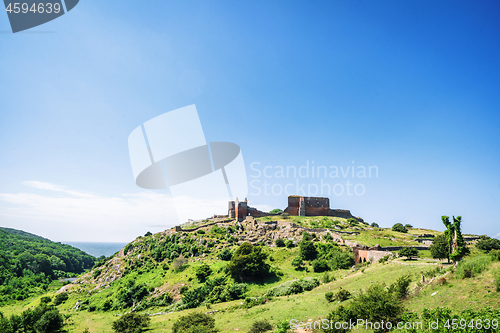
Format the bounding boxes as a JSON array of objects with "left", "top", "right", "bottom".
[{"left": 63, "top": 242, "right": 128, "bottom": 258}]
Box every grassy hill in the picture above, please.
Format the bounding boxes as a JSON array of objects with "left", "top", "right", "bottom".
[{"left": 1, "top": 217, "right": 498, "bottom": 333}]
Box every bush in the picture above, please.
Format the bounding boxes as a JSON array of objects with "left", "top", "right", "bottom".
[
  {"left": 284, "top": 240, "right": 294, "bottom": 248},
  {"left": 291, "top": 256, "right": 303, "bottom": 270},
  {"left": 430, "top": 234, "right": 449, "bottom": 261},
  {"left": 218, "top": 248, "right": 232, "bottom": 261},
  {"left": 275, "top": 238, "right": 285, "bottom": 247},
  {"left": 325, "top": 291, "right": 334, "bottom": 302},
  {"left": 227, "top": 243, "right": 271, "bottom": 281},
  {"left": 392, "top": 223, "right": 408, "bottom": 233},
  {"left": 101, "top": 299, "right": 113, "bottom": 311},
  {"left": 312, "top": 259, "right": 330, "bottom": 272},
  {"left": 275, "top": 320, "right": 291, "bottom": 333},
  {"left": 270, "top": 209, "right": 283, "bottom": 214},
  {"left": 112, "top": 313, "right": 150, "bottom": 333},
  {"left": 242, "top": 296, "right": 267, "bottom": 308},
  {"left": 172, "top": 255, "right": 188, "bottom": 272},
  {"left": 371, "top": 222, "right": 379, "bottom": 228},
  {"left": 477, "top": 237, "right": 500, "bottom": 253},
  {"left": 455, "top": 255, "right": 491, "bottom": 279},
  {"left": 404, "top": 224, "right": 413, "bottom": 228},
  {"left": 172, "top": 312, "right": 217, "bottom": 333},
  {"left": 248, "top": 320, "right": 273, "bottom": 333},
  {"left": 195, "top": 264, "right": 212, "bottom": 282},
  {"left": 378, "top": 255, "right": 391, "bottom": 264},
  {"left": 40, "top": 296, "right": 52, "bottom": 304},
  {"left": 53, "top": 293, "right": 68, "bottom": 306},
  {"left": 322, "top": 272, "right": 335, "bottom": 283},
  {"left": 265, "top": 278, "right": 319, "bottom": 297},
  {"left": 34, "top": 309, "right": 64, "bottom": 333},
  {"left": 388, "top": 275, "right": 412, "bottom": 299},
  {"left": 490, "top": 249, "right": 500, "bottom": 261},
  {"left": 299, "top": 240, "right": 317, "bottom": 260}
]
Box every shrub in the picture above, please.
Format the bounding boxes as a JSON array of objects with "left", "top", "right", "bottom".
[
  {"left": 280, "top": 212, "right": 290, "bottom": 219},
  {"left": 248, "top": 320, "right": 273, "bottom": 333},
  {"left": 195, "top": 264, "right": 212, "bottom": 282},
  {"left": 101, "top": 299, "right": 113, "bottom": 311},
  {"left": 144, "top": 231, "right": 152, "bottom": 237},
  {"left": 477, "top": 237, "right": 500, "bottom": 253},
  {"left": 218, "top": 248, "right": 232, "bottom": 261},
  {"left": 334, "top": 287, "right": 351, "bottom": 302},
  {"left": 404, "top": 224, "right": 413, "bottom": 228},
  {"left": 455, "top": 255, "right": 491, "bottom": 279},
  {"left": 242, "top": 296, "right": 267, "bottom": 308},
  {"left": 291, "top": 256, "right": 303, "bottom": 270},
  {"left": 270, "top": 209, "right": 283, "bottom": 214},
  {"left": 312, "top": 259, "right": 330, "bottom": 272},
  {"left": 227, "top": 243, "right": 270, "bottom": 281},
  {"left": 93, "top": 269, "right": 102, "bottom": 279},
  {"left": 430, "top": 234, "right": 449, "bottom": 261},
  {"left": 490, "top": 249, "right": 500, "bottom": 261},
  {"left": 322, "top": 272, "right": 335, "bottom": 283},
  {"left": 275, "top": 238, "right": 285, "bottom": 247},
  {"left": 275, "top": 320, "right": 291, "bottom": 333},
  {"left": 284, "top": 240, "right": 294, "bottom": 248},
  {"left": 53, "top": 292, "right": 68, "bottom": 305},
  {"left": 265, "top": 278, "right": 319, "bottom": 297},
  {"left": 378, "top": 255, "right": 391, "bottom": 264},
  {"left": 172, "top": 255, "right": 188, "bottom": 272},
  {"left": 40, "top": 296, "right": 52, "bottom": 304},
  {"left": 34, "top": 309, "right": 64, "bottom": 333},
  {"left": 392, "top": 223, "right": 408, "bottom": 233},
  {"left": 299, "top": 240, "right": 317, "bottom": 260},
  {"left": 371, "top": 222, "right": 380, "bottom": 228},
  {"left": 196, "top": 229, "right": 206, "bottom": 234},
  {"left": 172, "top": 312, "right": 217, "bottom": 333},
  {"left": 388, "top": 275, "right": 412, "bottom": 299},
  {"left": 325, "top": 291, "right": 334, "bottom": 302},
  {"left": 116, "top": 280, "right": 149, "bottom": 309},
  {"left": 112, "top": 313, "right": 150, "bottom": 333},
  {"left": 494, "top": 269, "right": 500, "bottom": 292}
]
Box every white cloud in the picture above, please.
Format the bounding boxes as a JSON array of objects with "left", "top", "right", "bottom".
[{"left": 0, "top": 182, "right": 229, "bottom": 242}]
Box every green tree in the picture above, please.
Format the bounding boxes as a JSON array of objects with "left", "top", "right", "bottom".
[
  {"left": 195, "top": 264, "right": 212, "bottom": 282},
  {"left": 227, "top": 243, "right": 270, "bottom": 281},
  {"left": 172, "top": 312, "right": 218, "bottom": 333},
  {"left": 112, "top": 313, "right": 150, "bottom": 333},
  {"left": 476, "top": 236, "right": 500, "bottom": 253},
  {"left": 430, "top": 234, "right": 449, "bottom": 262},
  {"left": 291, "top": 256, "right": 303, "bottom": 270},
  {"left": 275, "top": 238, "right": 285, "bottom": 247},
  {"left": 270, "top": 209, "right": 283, "bottom": 214},
  {"left": 299, "top": 240, "right": 317, "bottom": 261},
  {"left": 34, "top": 309, "right": 64, "bottom": 333},
  {"left": 218, "top": 248, "right": 232, "bottom": 261},
  {"left": 371, "top": 222, "right": 380, "bottom": 228},
  {"left": 399, "top": 247, "right": 418, "bottom": 260},
  {"left": 392, "top": 223, "right": 408, "bottom": 233},
  {"left": 442, "top": 215, "right": 466, "bottom": 264}
]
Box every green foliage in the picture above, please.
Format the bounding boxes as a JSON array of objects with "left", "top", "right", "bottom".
[
  {"left": 115, "top": 280, "right": 149, "bottom": 309},
  {"left": 0, "top": 228, "right": 95, "bottom": 304},
  {"left": 291, "top": 256, "right": 303, "bottom": 270},
  {"left": 195, "top": 264, "right": 212, "bottom": 282},
  {"left": 284, "top": 240, "right": 294, "bottom": 248},
  {"left": 299, "top": 240, "right": 317, "bottom": 261},
  {"left": 274, "top": 320, "right": 291, "bottom": 333},
  {"left": 442, "top": 215, "right": 466, "bottom": 263},
  {"left": 111, "top": 313, "right": 150, "bottom": 333},
  {"left": 53, "top": 292, "right": 68, "bottom": 306},
  {"left": 172, "top": 255, "right": 188, "bottom": 272},
  {"left": 40, "top": 296, "right": 52, "bottom": 304},
  {"left": 430, "top": 234, "right": 449, "bottom": 261},
  {"left": 144, "top": 231, "right": 152, "bottom": 237},
  {"left": 248, "top": 320, "right": 273, "bottom": 333},
  {"left": 0, "top": 304, "right": 64, "bottom": 333},
  {"left": 490, "top": 249, "right": 500, "bottom": 261},
  {"left": 324, "top": 291, "right": 334, "bottom": 302},
  {"left": 323, "top": 233, "right": 333, "bottom": 242},
  {"left": 455, "top": 255, "right": 491, "bottom": 279},
  {"left": 378, "top": 254, "right": 391, "bottom": 264},
  {"left": 387, "top": 275, "right": 412, "bottom": 299},
  {"left": 227, "top": 243, "right": 271, "bottom": 281},
  {"left": 404, "top": 224, "right": 413, "bottom": 228},
  {"left": 101, "top": 299, "right": 113, "bottom": 311},
  {"left": 399, "top": 247, "right": 418, "bottom": 259},
  {"left": 392, "top": 223, "right": 408, "bottom": 233},
  {"left": 493, "top": 268, "right": 500, "bottom": 292},
  {"left": 242, "top": 296, "right": 267, "bottom": 308},
  {"left": 322, "top": 272, "right": 335, "bottom": 283},
  {"left": 270, "top": 209, "right": 283, "bottom": 214},
  {"left": 265, "top": 277, "right": 319, "bottom": 297},
  {"left": 172, "top": 312, "right": 218, "bottom": 333},
  {"left": 181, "top": 277, "right": 247, "bottom": 309},
  {"left": 324, "top": 283, "right": 405, "bottom": 333},
  {"left": 312, "top": 259, "right": 330, "bottom": 272},
  {"left": 476, "top": 237, "right": 500, "bottom": 253},
  {"left": 371, "top": 222, "right": 380, "bottom": 228},
  {"left": 275, "top": 238, "right": 285, "bottom": 247},
  {"left": 218, "top": 248, "right": 232, "bottom": 261}
]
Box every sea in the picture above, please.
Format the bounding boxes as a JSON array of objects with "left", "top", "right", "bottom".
[{"left": 63, "top": 242, "right": 128, "bottom": 258}]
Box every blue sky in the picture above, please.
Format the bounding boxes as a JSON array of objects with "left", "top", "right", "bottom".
[{"left": 0, "top": 0, "right": 499, "bottom": 242}]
